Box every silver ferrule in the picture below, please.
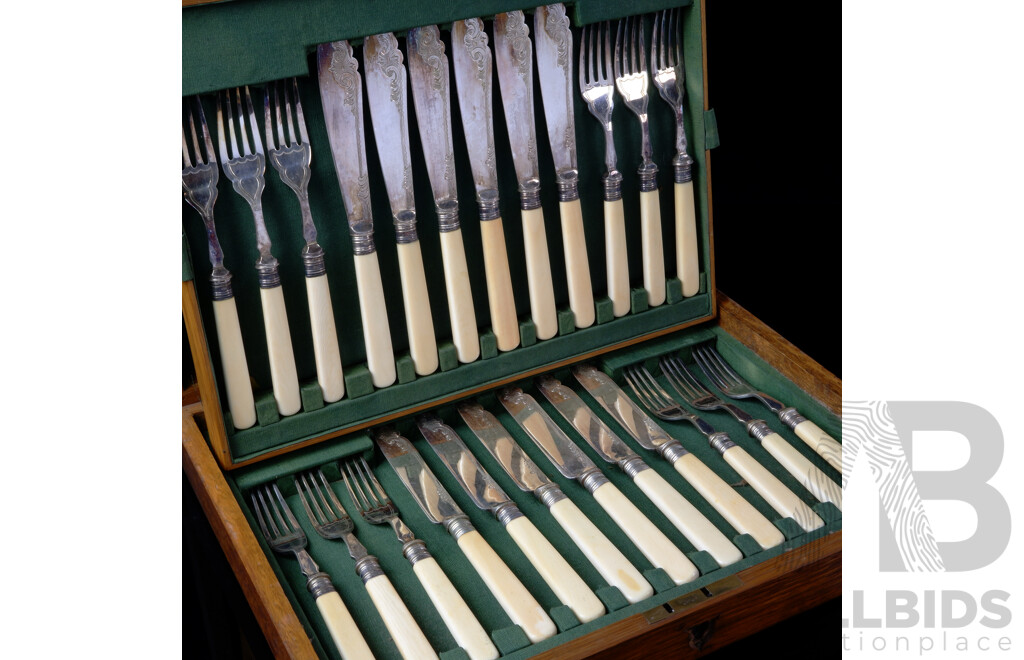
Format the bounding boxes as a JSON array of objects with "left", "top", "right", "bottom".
[
  {"left": 579, "top": 466, "right": 610, "bottom": 494},
  {"left": 638, "top": 163, "right": 659, "bottom": 193},
  {"left": 436, "top": 198, "right": 460, "bottom": 232},
  {"left": 394, "top": 208, "right": 419, "bottom": 244},
  {"left": 519, "top": 178, "right": 542, "bottom": 210},
  {"left": 402, "top": 539, "right": 432, "bottom": 565},
  {"left": 349, "top": 221, "right": 376, "bottom": 255},
  {"left": 747, "top": 420, "right": 774, "bottom": 442},
  {"left": 354, "top": 556, "right": 385, "bottom": 584},
  {"left": 477, "top": 189, "right": 501, "bottom": 221},
  {"left": 209, "top": 268, "right": 234, "bottom": 301},
  {"left": 603, "top": 170, "right": 623, "bottom": 202},
  {"left": 708, "top": 431, "right": 737, "bottom": 455},
  {"left": 673, "top": 153, "right": 694, "bottom": 184},
  {"left": 659, "top": 439, "right": 691, "bottom": 464},
  {"left": 493, "top": 501, "right": 524, "bottom": 526},
  {"left": 445, "top": 515, "right": 476, "bottom": 540},
  {"left": 301, "top": 242, "right": 327, "bottom": 278},
  {"left": 306, "top": 572, "right": 337, "bottom": 599},
  {"left": 779, "top": 407, "right": 807, "bottom": 429},
  {"left": 620, "top": 456, "right": 649, "bottom": 479},
  {"left": 255, "top": 257, "right": 282, "bottom": 289},
  {"left": 556, "top": 170, "right": 580, "bottom": 202},
  {"left": 535, "top": 483, "right": 567, "bottom": 508}
]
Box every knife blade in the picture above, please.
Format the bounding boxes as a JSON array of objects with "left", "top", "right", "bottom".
[
  {"left": 417, "top": 414, "right": 604, "bottom": 624},
  {"left": 571, "top": 364, "right": 785, "bottom": 550},
  {"left": 450, "top": 18, "right": 520, "bottom": 352},
  {"left": 374, "top": 426, "right": 556, "bottom": 642},
  {"left": 457, "top": 401, "right": 653, "bottom": 604},
  {"left": 493, "top": 11, "right": 558, "bottom": 341},
  {"left": 317, "top": 41, "right": 397, "bottom": 388},
  {"left": 534, "top": 4, "right": 595, "bottom": 329},
  {"left": 497, "top": 386, "right": 697, "bottom": 585},
  {"left": 364, "top": 32, "right": 439, "bottom": 377},
  {"left": 534, "top": 375, "right": 742, "bottom": 567}
]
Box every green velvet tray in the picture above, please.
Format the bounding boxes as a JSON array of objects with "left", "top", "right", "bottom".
[
  {"left": 225, "top": 327, "right": 841, "bottom": 659},
  {"left": 182, "top": 0, "right": 719, "bottom": 464}
]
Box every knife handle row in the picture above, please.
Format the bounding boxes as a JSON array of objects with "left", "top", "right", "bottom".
[
  {"left": 479, "top": 216, "right": 521, "bottom": 352},
  {"left": 396, "top": 240, "right": 440, "bottom": 376},
  {"left": 639, "top": 189, "right": 667, "bottom": 307},
  {"left": 439, "top": 228, "right": 482, "bottom": 364},
  {"left": 521, "top": 206, "right": 559, "bottom": 341}
]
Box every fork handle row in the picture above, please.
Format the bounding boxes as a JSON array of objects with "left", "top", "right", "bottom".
[
  {"left": 792, "top": 420, "right": 844, "bottom": 473},
  {"left": 674, "top": 180, "right": 701, "bottom": 298},
  {"left": 315, "top": 589, "right": 376, "bottom": 660},
  {"left": 364, "top": 572, "right": 439, "bottom": 660}
]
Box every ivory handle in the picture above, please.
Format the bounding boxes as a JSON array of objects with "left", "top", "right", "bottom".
[
  {"left": 478, "top": 217, "right": 520, "bottom": 352},
  {"left": 504, "top": 515, "right": 605, "bottom": 624},
  {"left": 603, "top": 197, "right": 630, "bottom": 317},
  {"left": 558, "top": 198, "right": 595, "bottom": 328},
  {"left": 674, "top": 180, "right": 700, "bottom": 297},
  {"left": 548, "top": 497, "right": 652, "bottom": 604},
  {"left": 412, "top": 557, "right": 497, "bottom": 660},
  {"left": 258, "top": 284, "right": 301, "bottom": 416},
  {"left": 364, "top": 573, "right": 438, "bottom": 660},
  {"left": 672, "top": 453, "right": 784, "bottom": 550},
  {"left": 761, "top": 432, "right": 843, "bottom": 510},
  {"left": 721, "top": 445, "right": 824, "bottom": 532},
  {"left": 639, "top": 189, "right": 666, "bottom": 306},
  {"left": 793, "top": 420, "right": 843, "bottom": 473},
  {"left": 353, "top": 251, "right": 396, "bottom": 388},
  {"left": 632, "top": 468, "right": 742, "bottom": 567},
  {"left": 591, "top": 481, "right": 698, "bottom": 585},
  {"left": 397, "top": 240, "right": 439, "bottom": 376},
  {"left": 210, "top": 296, "right": 256, "bottom": 429},
  {"left": 520, "top": 206, "right": 558, "bottom": 340},
  {"left": 456, "top": 529, "right": 556, "bottom": 643},
  {"left": 314, "top": 591, "right": 375, "bottom": 660},
  {"left": 305, "top": 274, "right": 345, "bottom": 402},
  {"left": 438, "top": 229, "right": 480, "bottom": 364}
]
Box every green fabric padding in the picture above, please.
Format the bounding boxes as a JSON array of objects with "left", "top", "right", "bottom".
[
  {"left": 550, "top": 605, "right": 582, "bottom": 633},
  {"left": 557, "top": 308, "right": 576, "bottom": 336},
  {"left": 596, "top": 585, "right": 629, "bottom": 612},
  {"left": 396, "top": 355, "right": 416, "bottom": 385},
  {"left": 255, "top": 391, "right": 279, "bottom": 426},
  {"left": 666, "top": 278, "right": 684, "bottom": 304},
  {"left": 704, "top": 108, "right": 720, "bottom": 150},
  {"left": 492, "top": 626, "right": 531, "bottom": 656},
  {"left": 438, "top": 343, "right": 459, "bottom": 372},
  {"left": 733, "top": 534, "right": 765, "bottom": 558},
  {"left": 775, "top": 518, "right": 806, "bottom": 541},
  {"left": 300, "top": 381, "right": 325, "bottom": 413},
  {"left": 519, "top": 320, "right": 537, "bottom": 348},
  {"left": 644, "top": 568, "right": 678, "bottom": 593},
  {"left": 594, "top": 297, "right": 614, "bottom": 325},
  {"left": 439, "top": 648, "right": 470, "bottom": 660},
  {"left": 629, "top": 287, "right": 649, "bottom": 314},
  {"left": 687, "top": 550, "right": 720, "bottom": 576},
  {"left": 343, "top": 365, "right": 374, "bottom": 398},
  {"left": 479, "top": 332, "right": 497, "bottom": 360},
  {"left": 815, "top": 501, "right": 843, "bottom": 523}
]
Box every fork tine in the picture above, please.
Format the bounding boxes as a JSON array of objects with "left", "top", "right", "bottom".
[
  {"left": 613, "top": 18, "right": 624, "bottom": 79},
  {"left": 341, "top": 461, "right": 369, "bottom": 512},
  {"left": 636, "top": 364, "right": 673, "bottom": 408},
  {"left": 672, "top": 8, "right": 683, "bottom": 69},
  {"left": 273, "top": 483, "right": 301, "bottom": 531},
  {"left": 317, "top": 469, "right": 349, "bottom": 521},
  {"left": 182, "top": 125, "right": 193, "bottom": 169},
  {"left": 650, "top": 11, "right": 661, "bottom": 71},
  {"left": 251, "top": 490, "right": 273, "bottom": 540},
  {"left": 352, "top": 459, "right": 382, "bottom": 508},
  {"left": 603, "top": 21, "right": 613, "bottom": 81},
  {"left": 282, "top": 81, "right": 296, "bottom": 146},
  {"left": 664, "top": 355, "right": 709, "bottom": 397},
  {"left": 216, "top": 91, "right": 232, "bottom": 163},
  {"left": 294, "top": 472, "right": 325, "bottom": 527},
  {"left": 263, "top": 84, "right": 277, "bottom": 151},
  {"left": 244, "top": 85, "right": 264, "bottom": 155},
  {"left": 637, "top": 14, "right": 646, "bottom": 72},
  {"left": 195, "top": 100, "right": 216, "bottom": 166},
  {"left": 360, "top": 457, "right": 392, "bottom": 506},
  {"left": 695, "top": 345, "right": 742, "bottom": 388},
  {"left": 233, "top": 88, "right": 252, "bottom": 157},
  {"left": 623, "top": 367, "right": 656, "bottom": 411},
  {"left": 259, "top": 486, "right": 285, "bottom": 537}
]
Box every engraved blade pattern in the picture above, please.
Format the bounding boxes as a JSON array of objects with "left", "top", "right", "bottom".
[
  {"left": 493, "top": 11, "right": 541, "bottom": 185},
  {"left": 364, "top": 32, "right": 416, "bottom": 217},
  {"left": 498, "top": 388, "right": 599, "bottom": 480},
  {"left": 407, "top": 26, "right": 459, "bottom": 203},
  {"left": 376, "top": 429, "right": 466, "bottom": 525},
  {"left": 536, "top": 376, "right": 641, "bottom": 465},
  {"left": 451, "top": 18, "right": 499, "bottom": 196},
  {"left": 534, "top": 4, "right": 578, "bottom": 174},
  {"left": 457, "top": 402, "right": 554, "bottom": 493},
  {"left": 572, "top": 364, "right": 675, "bottom": 451},
  {"left": 418, "top": 416, "right": 514, "bottom": 512}
]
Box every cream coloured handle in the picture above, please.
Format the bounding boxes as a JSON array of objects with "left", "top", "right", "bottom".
[
  {"left": 505, "top": 515, "right": 605, "bottom": 624},
  {"left": 639, "top": 189, "right": 666, "bottom": 306},
  {"left": 364, "top": 573, "right": 438, "bottom": 660},
  {"left": 674, "top": 180, "right": 700, "bottom": 297},
  {"left": 305, "top": 274, "right": 345, "bottom": 402},
  {"left": 353, "top": 251, "right": 396, "bottom": 388},
  {"left": 672, "top": 453, "right": 784, "bottom": 550},
  {"left": 456, "top": 529, "right": 556, "bottom": 643},
  {"left": 761, "top": 432, "right": 843, "bottom": 510},
  {"left": 793, "top": 420, "right": 843, "bottom": 473},
  {"left": 558, "top": 198, "right": 595, "bottom": 328},
  {"left": 211, "top": 296, "right": 256, "bottom": 429},
  {"left": 591, "top": 481, "right": 698, "bottom": 585},
  {"left": 397, "top": 240, "right": 439, "bottom": 376},
  {"left": 438, "top": 229, "right": 480, "bottom": 364},
  {"left": 722, "top": 445, "right": 824, "bottom": 532},
  {"left": 314, "top": 591, "right": 375, "bottom": 660},
  {"left": 412, "top": 557, "right": 497, "bottom": 660},
  {"left": 478, "top": 217, "right": 520, "bottom": 352},
  {"left": 548, "top": 497, "right": 653, "bottom": 604},
  {"left": 258, "top": 284, "right": 301, "bottom": 416},
  {"left": 603, "top": 197, "right": 630, "bottom": 317},
  {"left": 632, "top": 468, "right": 741, "bottom": 567},
  {"left": 520, "top": 206, "right": 558, "bottom": 340}
]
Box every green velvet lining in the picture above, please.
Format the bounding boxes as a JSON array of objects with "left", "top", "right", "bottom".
[{"left": 704, "top": 108, "right": 720, "bottom": 150}]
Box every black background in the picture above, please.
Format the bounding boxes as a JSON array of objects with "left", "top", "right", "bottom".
[{"left": 184, "top": 1, "right": 839, "bottom": 656}]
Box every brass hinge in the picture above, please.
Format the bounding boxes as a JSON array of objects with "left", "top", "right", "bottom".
[{"left": 641, "top": 574, "right": 744, "bottom": 624}]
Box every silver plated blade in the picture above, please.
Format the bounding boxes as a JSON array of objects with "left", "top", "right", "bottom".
[
  {"left": 497, "top": 387, "right": 598, "bottom": 480},
  {"left": 451, "top": 18, "right": 499, "bottom": 197},
  {"left": 535, "top": 375, "right": 640, "bottom": 465},
  {"left": 571, "top": 364, "right": 677, "bottom": 451},
  {"left": 457, "top": 402, "right": 554, "bottom": 494},
  {"left": 493, "top": 11, "right": 541, "bottom": 186},
  {"left": 364, "top": 32, "right": 416, "bottom": 217},
  {"left": 534, "top": 4, "right": 578, "bottom": 174},
  {"left": 316, "top": 41, "right": 375, "bottom": 237},
  {"left": 376, "top": 427, "right": 465, "bottom": 525},
  {"left": 417, "top": 414, "right": 513, "bottom": 513},
  {"left": 408, "top": 25, "right": 459, "bottom": 204}
]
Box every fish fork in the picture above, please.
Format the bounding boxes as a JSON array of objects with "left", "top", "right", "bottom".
[
  {"left": 250, "top": 482, "right": 373, "bottom": 660},
  {"left": 659, "top": 355, "right": 842, "bottom": 512},
  {"left": 182, "top": 97, "right": 256, "bottom": 430},
  {"left": 264, "top": 78, "right": 345, "bottom": 404},
  {"left": 217, "top": 86, "right": 300, "bottom": 416},
  {"left": 295, "top": 469, "right": 437, "bottom": 660},
  {"left": 614, "top": 15, "right": 665, "bottom": 307},
  {"left": 342, "top": 458, "right": 497, "bottom": 660},
  {"left": 693, "top": 344, "right": 843, "bottom": 472},
  {"left": 651, "top": 8, "right": 700, "bottom": 298},
  {"left": 580, "top": 21, "right": 629, "bottom": 318}
]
